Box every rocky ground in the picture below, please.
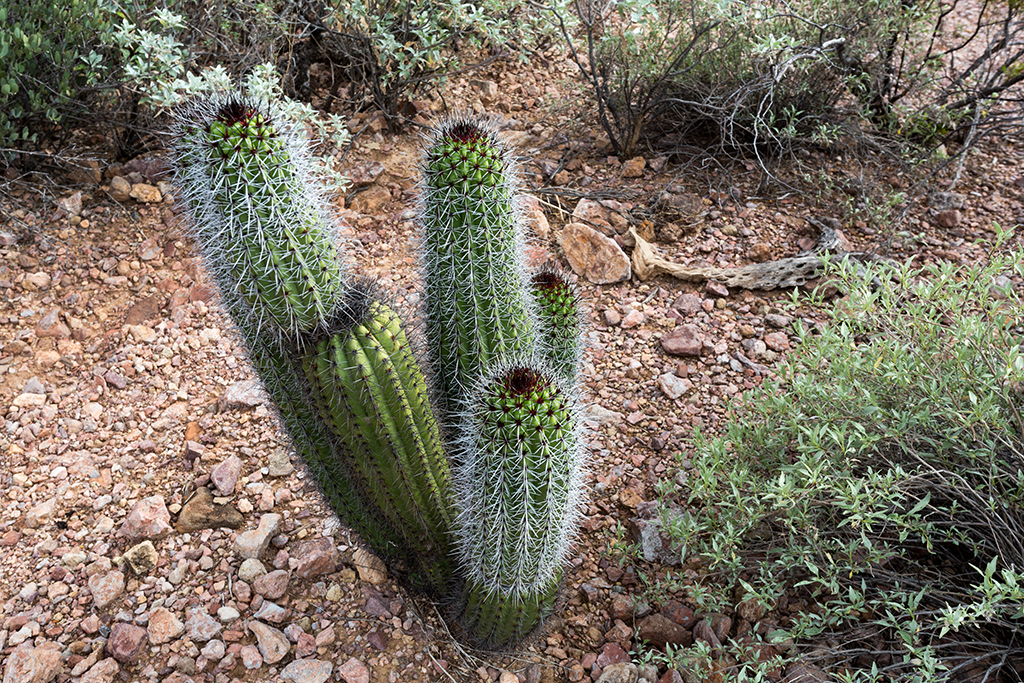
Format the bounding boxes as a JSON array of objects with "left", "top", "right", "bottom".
[{"left": 1, "top": 50, "right": 1023, "bottom": 683}]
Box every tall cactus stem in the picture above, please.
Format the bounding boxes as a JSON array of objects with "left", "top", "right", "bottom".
[
  {"left": 418, "top": 114, "right": 536, "bottom": 420},
  {"left": 530, "top": 267, "right": 586, "bottom": 384},
  {"left": 454, "top": 362, "right": 586, "bottom": 636},
  {"left": 172, "top": 95, "right": 346, "bottom": 342}
]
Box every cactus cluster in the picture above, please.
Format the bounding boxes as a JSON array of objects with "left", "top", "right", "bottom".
[{"left": 171, "top": 95, "right": 587, "bottom": 647}]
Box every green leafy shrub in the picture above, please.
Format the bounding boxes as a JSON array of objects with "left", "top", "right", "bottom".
[
  {"left": 658, "top": 240, "right": 1024, "bottom": 680},
  {"left": 0, "top": 0, "right": 116, "bottom": 156}
]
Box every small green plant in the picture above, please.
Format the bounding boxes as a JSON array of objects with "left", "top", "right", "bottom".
[
  {"left": 171, "top": 96, "right": 587, "bottom": 647},
  {"left": 658, "top": 241, "right": 1024, "bottom": 680}
]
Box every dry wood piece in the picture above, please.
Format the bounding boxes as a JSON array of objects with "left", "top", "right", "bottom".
[{"left": 630, "top": 220, "right": 880, "bottom": 290}]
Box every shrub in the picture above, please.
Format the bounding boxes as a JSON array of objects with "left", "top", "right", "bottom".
[
  {"left": 0, "top": 0, "right": 116, "bottom": 158},
  {"left": 550, "top": 0, "right": 1024, "bottom": 163},
  {"left": 281, "top": 0, "right": 568, "bottom": 125},
  {"left": 657, "top": 238, "right": 1024, "bottom": 680}
]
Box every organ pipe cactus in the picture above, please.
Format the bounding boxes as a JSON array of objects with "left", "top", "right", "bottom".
[
  {"left": 171, "top": 94, "right": 587, "bottom": 648},
  {"left": 418, "top": 116, "right": 536, "bottom": 422}
]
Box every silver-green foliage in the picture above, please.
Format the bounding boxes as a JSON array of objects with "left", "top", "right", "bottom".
[{"left": 658, "top": 238, "right": 1024, "bottom": 681}]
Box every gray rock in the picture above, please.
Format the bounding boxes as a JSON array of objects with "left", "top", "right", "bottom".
[
  {"left": 249, "top": 621, "right": 289, "bottom": 664},
  {"left": 657, "top": 373, "right": 692, "bottom": 400},
  {"left": 123, "top": 541, "right": 158, "bottom": 575},
  {"left": 22, "top": 377, "right": 45, "bottom": 394},
  {"left": 200, "top": 639, "right": 225, "bottom": 660},
  {"left": 268, "top": 450, "right": 294, "bottom": 477},
  {"left": 233, "top": 513, "right": 282, "bottom": 559},
  {"left": 185, "top": 606, "right": 222, "bottom": 642},
  {"left": 595, "top": 663, "right": 638, "bottom": 683},
  {"left": 218, "top": 380, "right": 266, "bottom": 412},
  {"left": 281, "top": 659, "right": 333, "bottom": 683},
  {"left": 238, "top": 558, "right": 268, "bottom": 583},
  {"left": 253, "top": 600, "right": 289, "bottom": 623}
]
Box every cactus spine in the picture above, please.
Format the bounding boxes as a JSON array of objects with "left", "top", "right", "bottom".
[
  {"left": 172, "top": 96, "right": 588, "bottom": 648},
  {"left": 418, "top": 117, "right": 535, "bottom": 419},
  {"left": 454, "top": 364, "right": 584, "bottom": 646}
]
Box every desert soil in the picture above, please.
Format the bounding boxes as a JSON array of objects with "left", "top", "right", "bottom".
[{"left": 1, "top": 46, "right": 1023, "bottom": 683}]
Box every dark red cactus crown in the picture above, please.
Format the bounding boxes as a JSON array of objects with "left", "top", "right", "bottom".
[
  {"left": 532, "top": 270, "right": 568, "bottom": 293},
  {"left": 443, "top": 120, "right": 486, "bottom": 144},
  {"left": 500, "top": 366, "right": 546, "bottom": 398},
  {"left": 216, "top": 99, "right": 259, "bottom": 126}
]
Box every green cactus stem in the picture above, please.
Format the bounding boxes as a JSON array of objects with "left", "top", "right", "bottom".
[
  {"left": 303, "top": 281, "right": 455, "bottom": 594},
  {"left": 461, "top": 574, "right": 561, "bottom": 648},
  {"left": 419, "top": 115, "right": 536, "bottom": 419},
  {"left": 173, "top": 96, "right": 345, "bottom": 341},
  {"left": 530, "top": 268, "right": 585, "bottom": 383},
  {"left": 454, "top": 363, "right": 585, "bottom": 641},
  {"left": 236, "top": 321, "right": 409, "bottom": 562}
]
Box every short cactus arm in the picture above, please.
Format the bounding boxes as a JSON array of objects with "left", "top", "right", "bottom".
[{"left": 302, "top": 282, "right": 455, "bottom": 593}]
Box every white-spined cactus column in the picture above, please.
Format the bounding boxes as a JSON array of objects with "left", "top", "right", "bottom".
[{"left": 455, "top": 363, "right": 586, "bottom": 646}]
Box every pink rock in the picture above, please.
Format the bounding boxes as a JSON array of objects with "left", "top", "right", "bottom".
[
  {"left": 147, "top": 606, "right": 184, "bottom": 645},
  {"left": 295, "top": 631, "right": 317, "bottom": 657},
  {"left": 80, "top": 614, "right": 102, "bottom": 634},
  {"left": 596, "top": 642, "right": 629, "bottom": 668},
  {"left": 290, "top": 537, "right": 338, "bottom": 579},
  {"left": 282, "top": 659, "right": 333, "bottom": 683},
  {"left": 337, "top": 657, "right": 371, "bottom": 683},
  {"left": 558, "top": 223, "right": 631, "bottom": 285},
  {"left": 621, "top": 156, "right": 646, "bottom": 178},
  {"left": 239, "top": 645, "right": 263, "bottom": 670},
  {"left": 210, "top": 454, "right": 242, "bottom": 496},
  {"left": 87, "top": 570, "right": 125, "bottom": 609},
  {"left": 672, "top": 292, "right": 702, "bottom": 316},
  {"left": 661, "top": 324, "right": 703, "bottom": 357},
  {"left": 620, "top": 309, "right": 645, "bottom": 329},
  {"left": 106, "top": 623, "right": 148, "bottom": 663},
  {"left": 705, "top": 280, "right": 730, "bottom": 298},
  {"left": 764, "top": 332, "right": 791, "bottom": 352},
  {"left": 34, "top": 309, "right": 70, "bottom": 339},
  {"left": 119, "top": 495, "right": 172, "bottom": 540},
  {"left": 253, "top": 570, "right": 290, "bottom": 599},
  {"left": 2, "top": 642, "right": 61, "bottom": 683},
  {"left": 79, "top": 658, "right": 120, "bottom": 683},
  {"left": 249, "top": 621, "right": 289, "bottom": 664},
  {"left": 934, "top": 209, "right": 962, "bottom": 228}
]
